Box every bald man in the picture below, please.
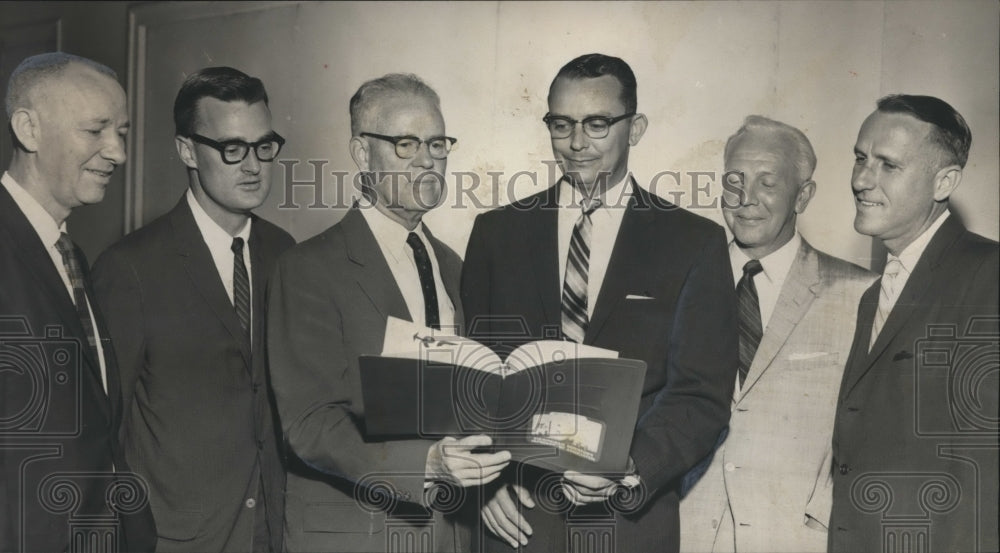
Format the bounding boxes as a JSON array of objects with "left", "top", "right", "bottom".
[{"left": 1, "top": 52, "right": 155, "bottom": 552}]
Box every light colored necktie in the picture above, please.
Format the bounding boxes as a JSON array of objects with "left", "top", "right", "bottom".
[
  {"left": 561, "top": 197, "right": 602, "bottom": 343},
  {"left": 870, "top": 257, "right": 903, "bottom": 350}
]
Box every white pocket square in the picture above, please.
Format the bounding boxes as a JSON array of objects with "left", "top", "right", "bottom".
[
  {"left": 788, "top": 351, "right": 830, "bottom": 361},
  {"left": 625, "top": 294, "right": 655, "bottom": 300}
]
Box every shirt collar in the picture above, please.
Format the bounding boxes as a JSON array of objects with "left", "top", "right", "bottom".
[
  {"left": 359, "top": 196, "right": 427, "bottom": 253},
  {"left": 730, "top": 232, "right": 802, "bottom": 285},
  {"left": 186, "top": 188, "right": 251, "bottom": 245},
  {"left": 891, "top": 210, "right": 950, "bottom": 274},
  {"left": 557, "top": 173, "right": 633, "bottom": 211},
  {"left": 2, "top": 171, "right": 66, "bottom": 248}
]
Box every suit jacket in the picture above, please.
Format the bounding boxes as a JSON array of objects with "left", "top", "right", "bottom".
[
  {"left": 0, "top": 184, "right": 156, "bottom": 553},
  {"left": 460, "top": 181, "right": 738, "bottom": 552},
  {"left": 90, "top": 197, "right": 294, "bottom": 552},
  {"left": 830, "top": 216, "right": 999, "bottom": 553},
  {"left": 680, "top": 239, "right": 874, "bottom": 553},
  {"left": 268, "top": 208, "right": 466, "bottom": 553}
]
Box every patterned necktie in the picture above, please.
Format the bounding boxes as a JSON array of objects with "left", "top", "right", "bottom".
[
  {"left": 406, "top": 232, "right": 440, "bottom": 330},
  {"left": 231, "top": 237, "right": 251, "bottom": 346},
  {"left": 870, "top": 257, "right": 903, "bottom": 350},
  {"left": 561, "top": 197, "right": 602, "bottom": 343},
  {"left": 737, "top": 259, "right": 764, "bottom": 388},
  {"left": 54, "top": 233, "right": 101, "bottom": 369}
]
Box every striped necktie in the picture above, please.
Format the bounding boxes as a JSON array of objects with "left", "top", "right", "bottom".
[
  {"left": 561, "top": 197, "right": 602, "bottom": 343},
  {"left": 737, "top": 259, "right": 764, "bottom": 388},
  {"left": 231, "top": 237, "right": 251, "bottom": 348},
  {"left": 54, "top": 233, "right": 101, "bottom": 371},
  {"left": 870, "top": 257, "right": 903, "bottom": 350}
]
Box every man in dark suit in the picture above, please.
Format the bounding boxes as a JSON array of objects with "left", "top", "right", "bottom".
[
  {"left": 461, "top": 53, "right": 738, "bottom": 553},
  {"left": 268, "top": 73, "right": 511, "bottom": 552},
  {"left": 830, "top": 94, "right": 999, "bottom": 552},
  {"left": 90, "top": 67, "right": 294, "bottom": 552},
  {"left": 1, "top": 52, "right": 155, "bottom": 553}
]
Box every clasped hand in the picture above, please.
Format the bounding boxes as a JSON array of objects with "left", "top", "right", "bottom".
[{"left": 425, "top": 435, "right": 511, "bottom": 487}]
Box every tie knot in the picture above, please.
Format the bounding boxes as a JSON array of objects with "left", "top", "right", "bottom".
[
  {"left": 743, "top": 259, "right": 763, "bottom": 278},
  {"left": 883, "top": 257, "right": 903, "bottom": 277},
  {"left": 231, "top": 237, "right": 245, "bottom": 255},
  {"left": 581, "top": 197, "right": 602, "bottom": 216},
  {"left": 55, "top": 232, "right": 75, "bottom": 255},
  {"left": 406, "top": 232, "right": 425, "bottom": 251}
]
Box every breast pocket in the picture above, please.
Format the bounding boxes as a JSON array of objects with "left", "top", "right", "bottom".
[{"left": 786, "top": 351, "right": 841, "bottom": 371}]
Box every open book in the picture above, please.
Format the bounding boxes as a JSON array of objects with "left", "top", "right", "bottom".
[{"left": 359, "top": 317, "right": 647, "bottom": 473}]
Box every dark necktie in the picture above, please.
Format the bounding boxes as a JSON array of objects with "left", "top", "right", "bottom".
[
  {"left": 736, "top": 259, "right": 764, "bottom": 388},
  {"left": 406, "top": 232, "right": 440, "bottom": 330},
  {"left": 561, "top": 197, "right": 602, "bottom": 343},
  {"left": 231, "top": 237, "right": 251, "bottom": 346},
  {"left": 54, "top": 233, "right": 101, "bottom": 373}
]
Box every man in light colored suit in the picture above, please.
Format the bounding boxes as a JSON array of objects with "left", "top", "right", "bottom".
[
  {"left": 680, "top": 116, "right": 874, "bottom": 552},
  {"left": 268, "top": 73, "right": 510, "bottom": 552}
]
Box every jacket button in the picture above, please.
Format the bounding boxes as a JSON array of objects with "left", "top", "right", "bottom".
[
  {"left": 252, "top": 383, "right": 261, "bottom": 393},
  {"left": 724, "top": 462, "right": 736, "bottom": 472},
  {"left": 245, "top": 498, "right": 256, "bottom": 508},
  {"left": 839, "top": 464, "right": 850, "bottom": 475},
  {"left": 257, "top": 439, "right": 265, "bottom": 450}
]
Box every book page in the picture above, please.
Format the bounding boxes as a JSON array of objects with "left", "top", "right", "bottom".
[
  {"left": 380, "top": 316, "right": 504, "bottom": 373},
  {"left": 504, "top": 341, "right": 619, "bottom": 374}
]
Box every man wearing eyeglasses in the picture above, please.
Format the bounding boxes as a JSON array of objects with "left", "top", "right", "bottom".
[
  {"left": 91, "top": 66, "right": 295, "bottom": 552},
  {"left": 267, "top": 73, "right": 510, "bottom": 552},
  {"left": 461, "top": 53, "right": 738, "bottom": 552}
]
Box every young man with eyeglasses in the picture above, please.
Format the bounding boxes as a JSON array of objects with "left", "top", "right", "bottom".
[
  {"left": 91, "top": 66, "right": 295, "bottom": 552},
  {"left": 460, "top": 53, "right": 738, "bottom": 552},
  {"left": 267, "top": 73, "right": 510, "bottom": 552}
]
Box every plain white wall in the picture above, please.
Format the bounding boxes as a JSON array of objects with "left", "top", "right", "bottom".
[{"left": 131, "top": 1, "right": 999, "bottom": 270}]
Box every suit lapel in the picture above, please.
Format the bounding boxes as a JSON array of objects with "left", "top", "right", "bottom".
[
  {"left": 0, "top": 186, "right": 111, "bottom": 417},
  {"left": 249, "top": 216, "right": 269, "bottom": 358},
  {"left": 841, "top": 216, "right": 965, "bottom": 397},
  {"left": 424, "top": 224, "right": 465, "bottom": 331},
  {"left": 340, "top": 209, "right": 411, "bottom": 322},
  {"left": 169, "top": 199, "right": 252, "bottom": 367},
  {"left": 529, "top": 186, "right": 561, "bottom": 326},
  {"left": 587, "top": 178, "right": 654, "bottom": 342},
  {"left": 839, "top": 283, "right": 879, "bottom": 401},
  {"left": 738, "top": 241, "right": 820, "bottom": 398}
]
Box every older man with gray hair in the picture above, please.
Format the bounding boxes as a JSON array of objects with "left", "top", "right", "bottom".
[
  {"left": 268, "top": 73, "right": 509, "bottom": 552},
  {"left": 1, "top": 52, "right": 156, "bottom": 552},
  {"left": 680, "top": 115, "right": 874, "bottom": 552}
]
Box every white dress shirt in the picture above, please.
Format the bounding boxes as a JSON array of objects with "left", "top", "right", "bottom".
[
  {"left": 2, "top": 171, "right": 108, "bottom": 392},
  {"left": 359, "top": 199, "right": 456, "bottom": 331},
  {"left": 186, "top": 189, "right": 254, "bottom": 336},
  {"left": 557, "top": 174, "right": 633, "bottom": 318},
  {"left": 729, "top": 232, "right": 802, "bottom": 330},
  {"left": 879, "top": 210, "right": 950, "bottom": 315}
]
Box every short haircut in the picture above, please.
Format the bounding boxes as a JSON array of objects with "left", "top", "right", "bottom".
[
  {"left": 5, "top": 52, "right": 117, "bottom": 118},
  {"left": 173, "top": 66, "right": 269, "bottom": 136},
  {"left": 349, "top": 73, "right": 441, "bottom": 136},
  {"left": 725, "top": 115, "right": 817, "bottom": 182},
  {"left": 876, "top": 94, "right": 972, "bottom": 169},
  {"left": 548, "top": 53, "right": 637, "bottom": 114}
]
